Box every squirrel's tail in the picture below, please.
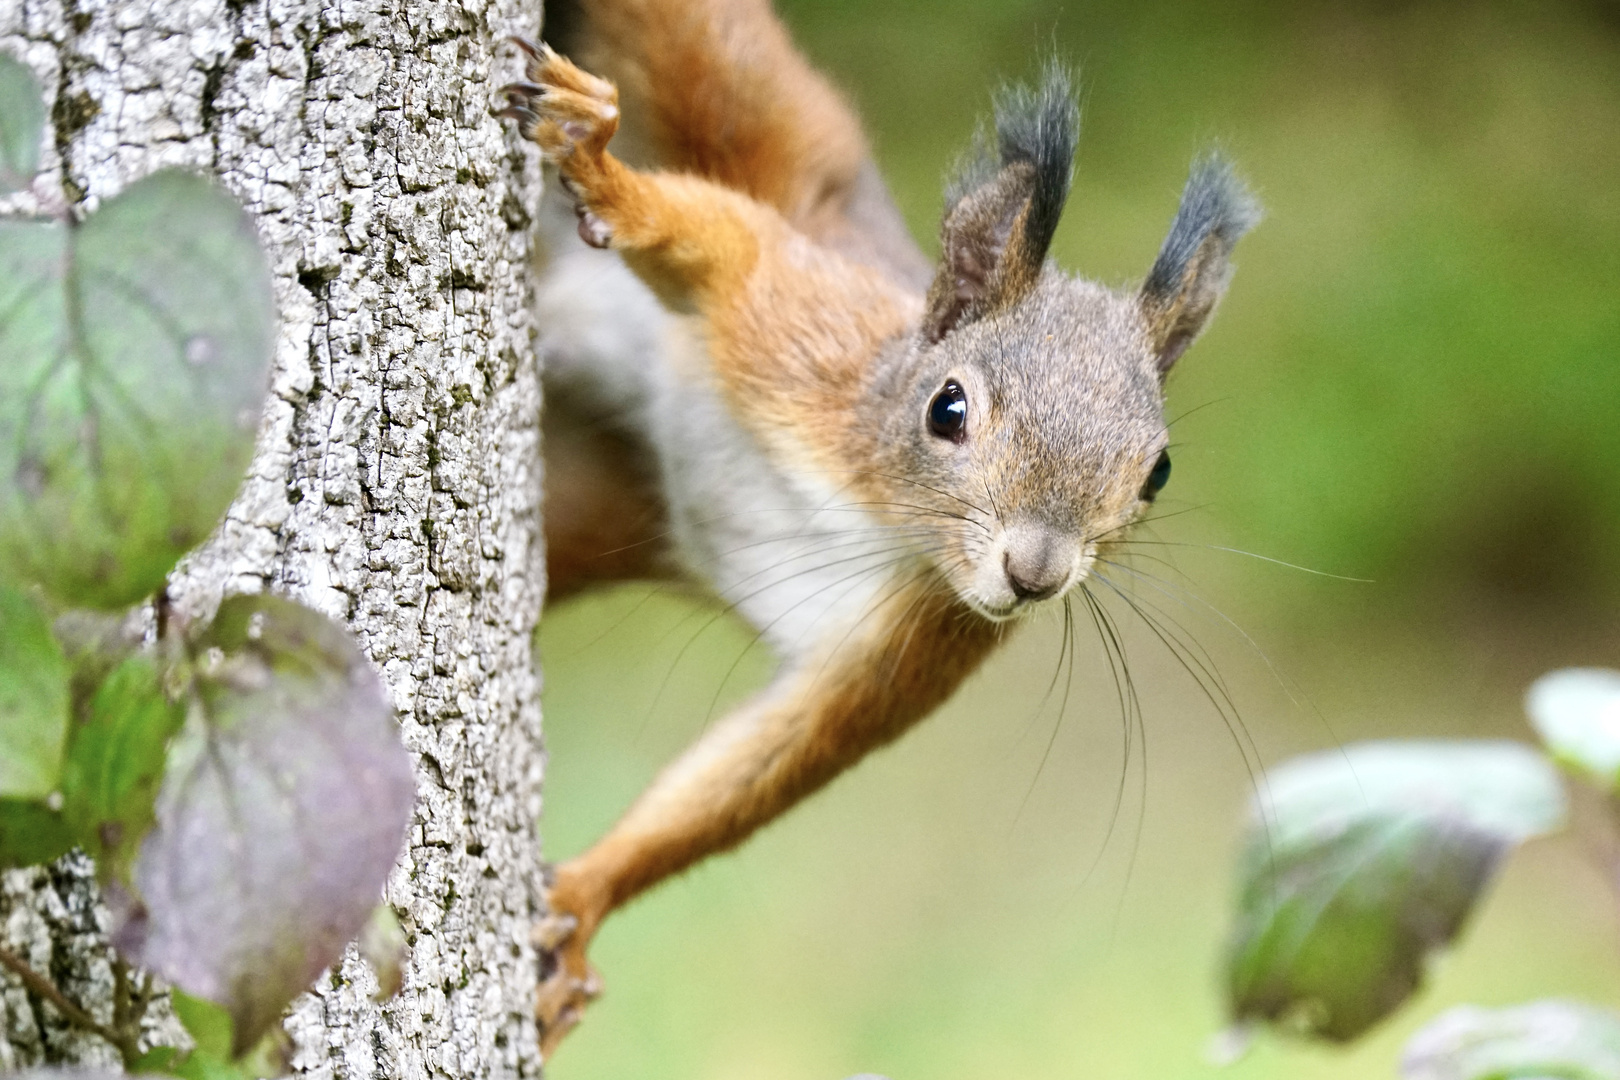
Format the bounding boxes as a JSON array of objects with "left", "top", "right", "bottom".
[{"left": 543, "top": 0, "right": 930, "bottom": 288}]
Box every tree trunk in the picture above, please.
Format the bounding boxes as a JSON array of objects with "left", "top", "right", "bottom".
[{"left": 0, "top": 0, "right": 547, "bottom": 1074}]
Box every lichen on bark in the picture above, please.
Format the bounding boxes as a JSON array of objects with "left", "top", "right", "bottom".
[{"left": 0, "top": 0, "right": 548, "bottom": 1075}]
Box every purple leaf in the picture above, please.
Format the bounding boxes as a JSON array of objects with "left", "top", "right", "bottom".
[{"left": 115, "top": 595, "right": 415, "bottom": 1055}]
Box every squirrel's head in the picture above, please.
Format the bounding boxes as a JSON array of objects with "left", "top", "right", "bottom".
[{"left": 867, "top": 66, "right": 1260, "bottom": 620}]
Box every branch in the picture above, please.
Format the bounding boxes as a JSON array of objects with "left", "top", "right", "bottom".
[{"left": 0, "top": 939, "right": 140, "bottom": 1063}]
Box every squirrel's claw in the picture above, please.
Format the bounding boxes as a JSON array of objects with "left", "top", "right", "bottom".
[
  {"left": 492, "top": 81, "right": 546, "bottom": 136},
  {"left": 499, "top": 80, "right": 549, "bottom": 100},
  {"left": 493, "top": 40, "right": 620, "bottom": 166},
  {"left": 509, "top": 34, "right": 546, "bottom": 64}
]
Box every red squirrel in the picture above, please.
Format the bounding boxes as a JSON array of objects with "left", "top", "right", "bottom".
[{"left": 497, "top": 0, "right": 1259, "bottom": 1054}]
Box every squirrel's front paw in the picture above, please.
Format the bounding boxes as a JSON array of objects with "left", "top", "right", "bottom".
[
  {"left": 496, "top": 38, "right": 620, "bottom": 248},
  {"left": 496, "top": 37, "right": 619, "bottom": 153},
  {"left": 532, "top": 908, "right": 603, "bottom": 1057}
]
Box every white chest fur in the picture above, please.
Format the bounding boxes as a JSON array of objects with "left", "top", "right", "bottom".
[{"left": 538, "top": 234, "right": 915, "bottom": 664}]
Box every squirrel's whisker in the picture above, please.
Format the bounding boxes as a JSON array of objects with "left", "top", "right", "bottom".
[
  {"left": 584, "top": 501, "right": 982, "bottom": 564},
  {"left": 701, "top": 550, "right": 953, "bottom": 726},
  {"left": 1163, "top": 396, "right": 1233, "bottom": 428},
  {"left": 1098, "top": 555, "right": 1341, "bottom": 741},
  {"left": 1012, "top": 594, "right": 1078, "bottom": 826},
  {"left": 1085, "top": 501, "right": 1212, "bottom": 545},
  {"left": 1072, "top": 586, "right": 1146, "bottom": 902},
  {"left": 820, "top": 467, "right": 993, "bottom": 519},
  {"left": 802, "top": 561, "right": 955, "bottom": 706},
  {"left": 557, "top": 522, "right": 973, "bottom": 662},
  {"left": 1089, "top": 572, "right": 1269, "bottom": 812},
  {"left": 641, "top": 539, "right": 956, "bottom": 732},
  {"left": 1108, "top": 538, "right": 1370, "bottom": 582}
]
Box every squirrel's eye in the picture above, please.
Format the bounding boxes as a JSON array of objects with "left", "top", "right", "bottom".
[
  {"left": 928, "top": 380, "right": 968, "bottom": 442},
  {"left": 1141, "top": 450, "right": 1171, "bottom": 502}
]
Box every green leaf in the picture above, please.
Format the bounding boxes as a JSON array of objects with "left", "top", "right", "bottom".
[
  {"left": 168, "top": 1052, "right": 251, "bottom": 1080},
  {"left": 1527, "top": 669, "right": 1620, "bottom": 793},
  {"left": 0, "top": 54, "right": 44, "bottom": 195},
  {"left": 114, "top": 595, "right": 415, "bottom": 1055},
  {"left": 1402, "top": 1000, "right": 1620, "bottom": 1080},
  {"left": 173, "top": 989, "right": 234, "bottom": 1060},
  {"left": 54, "top": 607, "right": 143, "bottom": 698},
  {"left": 0, "top": 798, "right": 73, "bottom": 867},
  {"left": 133, "top": 1046, "right": 186, "bottom": 1074},
  {"left": 59, "top": 652, "right": 185, "bottom": 881},
  {"left": 0, "top": 169, "right": 274, "bottom": 609},
  {"left": 0, "top": 583, "right": 70, "bottom": 798},
  {"left": 357, "top": 903, "right": 409, "bottom": 1001},
  {"left": 1225, "top": 739, "right": 1565, "bottom": 1043}
]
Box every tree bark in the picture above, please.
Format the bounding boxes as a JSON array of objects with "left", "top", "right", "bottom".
[{"left": 0, "top": 0, "right": 547, "bottom": 1075}]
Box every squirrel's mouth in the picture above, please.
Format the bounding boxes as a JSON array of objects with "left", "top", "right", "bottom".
[
  {"left": 958, "top": 549, "right": 1093, "bottom": 622},
  {"left": 960, "top": 587, "right": 1066, "bottom": 623},
  {"left": 965, "top": 598, "right": 1022, "bottom": 622}
]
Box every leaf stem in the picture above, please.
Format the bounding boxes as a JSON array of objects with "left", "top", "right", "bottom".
[{"left": 0, "top": 939, "right": 141, "bottom": 1063}]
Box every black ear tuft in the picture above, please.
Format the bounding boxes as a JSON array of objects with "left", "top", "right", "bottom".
[
  {"left": 1140, "top": 154, "right": 1261, "bottom": 373},
  {"left": 986, "top": 60, "right": 1079, "bottom": 270},
  {"left": 924, "top": 63, "right": 1080, "bottom": 343}
]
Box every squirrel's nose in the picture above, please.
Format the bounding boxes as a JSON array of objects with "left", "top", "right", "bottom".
[{"left": 1003, "top": 529, "right": 1070, "bottom": 602}]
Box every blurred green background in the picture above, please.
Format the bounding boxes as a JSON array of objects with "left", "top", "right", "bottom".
[{"left": 538, "top": 1, "right": 1620, "bottom": 1078}]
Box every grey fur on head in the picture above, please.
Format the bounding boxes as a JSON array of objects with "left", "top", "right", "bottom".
[{"left": 946, "top": 60, "right": 1079, "bottom": 269}]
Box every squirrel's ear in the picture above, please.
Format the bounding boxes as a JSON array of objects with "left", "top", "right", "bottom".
[
  {"left": 923, "top": 65, "right": 1078, "bottom": 343},
  {"left": 1140, "top": 155, "right": 1261, "bottom": 374}
]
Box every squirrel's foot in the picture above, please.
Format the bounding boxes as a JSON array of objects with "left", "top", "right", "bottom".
[
  {"left": 496, "top": 38, "right": 619, "bottom": 168},
  {"left": 496, "top": 38, "right": 620, "bottom": 248},
  {"left": 532, "top": 908, "right": 603, "bottom": 1058}
]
